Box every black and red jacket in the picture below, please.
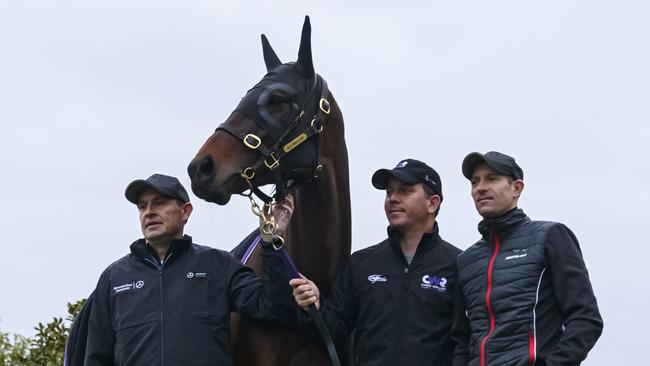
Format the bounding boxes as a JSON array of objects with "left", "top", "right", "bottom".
[{"left": 457, "top": 208, "right": 603, "bottom": 366}]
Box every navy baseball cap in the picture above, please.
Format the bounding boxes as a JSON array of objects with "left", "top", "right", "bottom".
[
  {"left": 462, "top": 151, "right": 523, "bottom": 180},
  {"left": 372, "top": 159, "right": 442, "bottom": 198},
  {"left": 125, "top": 174, "right": 190, "bottom": 204}
]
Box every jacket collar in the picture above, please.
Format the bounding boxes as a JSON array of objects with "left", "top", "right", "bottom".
[
  {"left": 478, "top": 207, "right": 529, "bottom": 239},
  {"left": 130, "top": 234, "right": 192, "bottom": 263},
  {"left": 387, "top": 222, "right": 441, "bottom": 258}
]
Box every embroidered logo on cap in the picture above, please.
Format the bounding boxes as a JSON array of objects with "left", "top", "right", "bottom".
[{"left": 395, "top": 160, "right": 408, "bottom": 169}]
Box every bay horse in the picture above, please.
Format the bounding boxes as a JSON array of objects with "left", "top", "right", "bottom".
[{"left": 187, "top": 16, "right": 351, "bottom": 366}]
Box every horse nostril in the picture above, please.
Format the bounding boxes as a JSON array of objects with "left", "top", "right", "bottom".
[
  {"left": 188, "top": 156, "right": 215, "bottom": 182},
  {"left": 199, "top": 157, "right": 214, "bottom": 176}
]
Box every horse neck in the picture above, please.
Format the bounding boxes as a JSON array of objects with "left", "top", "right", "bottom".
[{"left": 286, "top": 95, "right": 351, "bottom": 294}]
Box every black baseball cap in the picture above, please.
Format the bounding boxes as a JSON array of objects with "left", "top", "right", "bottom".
[
  {"left": 462, "top": 151, "right": 523, "bottom": 180},
  {"left": 372, "top": 159, "right": 442, "bottom": 198},
  {"left": 125, "top": 174, "right": 190, "bottom": 204}
]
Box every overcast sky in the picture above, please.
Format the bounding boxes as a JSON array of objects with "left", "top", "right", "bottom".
[{"left": 1, "top": 1, "right": 648, "bottom": 364}]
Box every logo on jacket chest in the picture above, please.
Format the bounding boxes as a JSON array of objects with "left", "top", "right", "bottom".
[
  {"left": 505, "top": 248, "right": 528, "bottom": 261},
  {"left": 421, "top": 275, "right": 447, "bottom": 292},
  {"left": 186, "top": 271, "right": 207, "bottom": 279},
  {"left": 367, "top": 274, "right": 388, "bottom": 283},
  {"left": 113, "top": 280, "right": 144, "bottom": 294}
]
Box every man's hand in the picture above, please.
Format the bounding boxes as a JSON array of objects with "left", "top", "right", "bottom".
[
  {"left": 273, "top": 194, "right": 294, "bottom": 238},
  {"left": 259, "top": 194, "right": 294, "bottom": 242},
  {"left": 289, "top": 275, "right": 320, "bottom": 311}
]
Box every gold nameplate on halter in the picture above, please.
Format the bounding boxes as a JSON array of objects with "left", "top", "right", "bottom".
[
  {"left": 319, "top": 98, "right": 331, "bottom": 114},
  {"left": 244, "top": 134, "right": 262, "bottom": 149},
  {"left": 264, "top": 153, "right": 280, "bottom": 170},
  {"left": 283, "top": 133, "right": 308, "bottom": 153}
]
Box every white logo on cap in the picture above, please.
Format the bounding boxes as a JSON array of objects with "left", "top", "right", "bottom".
[
  {"left": 425, "top": 175, "right": 437, "bottom": 185},
  {"left": 395, "top": 160, "right": 408, "bottom": 168}
]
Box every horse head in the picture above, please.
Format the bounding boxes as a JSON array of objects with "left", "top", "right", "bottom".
[
  {"left": 187, "top": 17, "right": 352, "bottom": 366},
  {"left": 188, "top": 16, "right": 330, "bottom": 205}
]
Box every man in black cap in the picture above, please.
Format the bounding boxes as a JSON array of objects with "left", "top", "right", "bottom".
[
  {"left": 457, "top": 151, "right": 603, "bottom": 366},
  {"left": 290, "top": 159, "right": 469, "bottom": 366},
  {"left": 83, "top": 174, "right": 296, "bottom": 366}
]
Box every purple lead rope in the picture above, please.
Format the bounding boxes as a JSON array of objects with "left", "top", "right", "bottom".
[
  {"left": 241, "top": 234, "right": 300, "bottom": 279},
  {"left": 241, "top": 233, "right": 341, "bottom": 366}
]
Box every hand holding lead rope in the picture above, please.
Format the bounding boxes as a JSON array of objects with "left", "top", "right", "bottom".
[{"left": 254, "top": 194, "right": 294, "bottom": 249}]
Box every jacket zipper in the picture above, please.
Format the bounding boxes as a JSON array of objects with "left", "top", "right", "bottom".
[
  {"left": 145, "top": 252, "right": 173, "bottom": 366},
  {"left": 480, "top": 232, "right": 500, "bottom": 366},
  {"left": 528, "top": 329, "right": 535, "bottom": 365}
]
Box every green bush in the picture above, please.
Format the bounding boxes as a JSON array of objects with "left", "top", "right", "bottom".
[{"left": 0, "top": 299, "right": 85, "bottom": 366}]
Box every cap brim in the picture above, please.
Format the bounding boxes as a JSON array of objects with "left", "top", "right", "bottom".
[
  {"left": 125, "top": 180, "right": 155, "bottom": 204},
  {"left": 461, "top": 152, "right": 488, "bottom": 180},
  {"left": 372, "top": 169, "right": 421, "bottom": 189}
]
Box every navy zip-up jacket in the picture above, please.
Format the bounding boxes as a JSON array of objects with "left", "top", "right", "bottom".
[
  {"left": 84, "top": 235, "right": 293, "bottom": 366},
  {"left": 304, "top": 224, "right": 469, "bottom": 366}
]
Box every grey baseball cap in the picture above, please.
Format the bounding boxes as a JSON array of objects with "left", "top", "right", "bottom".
[{"left": 125, "top": 174, "right": 190, "bottom": 204}]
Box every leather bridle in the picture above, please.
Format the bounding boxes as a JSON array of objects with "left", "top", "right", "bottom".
[{"left": 215, "top": 74, "right": 330, "bottom": 204}]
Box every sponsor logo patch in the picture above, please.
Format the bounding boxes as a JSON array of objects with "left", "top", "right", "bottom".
[
  {"left": 113, "top": 280, "right": 145, "bottom": 293},
  {"left": 505, "top": 248, "right": 528, "bottom": 260},
  {"left": 187, "top": 271, "right": 207, "bottom": 279},
  {"left": 421, "top": 275, "right": 447, "bottom": 292},
  {"left": 368, "top": 274, "right": 388, "bottom": 283}
]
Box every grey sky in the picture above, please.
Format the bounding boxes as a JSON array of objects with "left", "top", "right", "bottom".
[{"left": 1, "top": 1, "right": 648, "bottom": 364}]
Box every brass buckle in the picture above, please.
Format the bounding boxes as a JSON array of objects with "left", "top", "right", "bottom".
[
  {"left": 243, "top": 134, "right": 262, "bottom": 150},
  {"left": 319, "top": 98, "right": 331, "bottom": 114},
  {"left": 241, "top": 167, "right": 255, "bottom": 180},
  {"left": 310, "top": 118, "right": 323, "bottom": 134},
  {"left": 264, "top": 153, "right": 280, "bottom": 170}
]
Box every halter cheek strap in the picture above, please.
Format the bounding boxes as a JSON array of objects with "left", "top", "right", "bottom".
[{"left": 216, "top": 76, "right": 330, "bottom": 204}]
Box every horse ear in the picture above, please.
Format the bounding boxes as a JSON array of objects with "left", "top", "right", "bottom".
[
  {"left": 295, "top": 15, "right": 314, "bottom": 78},
  {"left": 261, "top": 34, "right": 282, "bottom": 71}
]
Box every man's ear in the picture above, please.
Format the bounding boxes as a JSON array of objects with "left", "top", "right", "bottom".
[
  {"left": 428, "top": 195, "right": 442, "bottom": 214},
  {"left": 181, "top": 202, "right": 193, "bottom": 223},
  {"left": 513, "top": 179, "right": 525, "bottom": 198}
]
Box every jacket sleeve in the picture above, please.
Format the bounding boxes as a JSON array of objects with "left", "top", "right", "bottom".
[
  {"left": 543, "top": 224, "right": 603, "bottom": 365},
  {"left": 228, "top": 245, "right": 296, "bottom": 325},
  {"left": 84, "top": 272, "right": 115, "bottom": 366},
  {"left": 298, "top": 259, "right": 357, "bottom": 344},
  {"left": 450, "top": 264, "right": 470, "bottom": 366},
  {"left": 65, "top": 291, "right": 94, "bottom": 366}
]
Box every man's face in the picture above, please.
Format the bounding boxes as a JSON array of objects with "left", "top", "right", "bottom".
[
  {"left": 137, "top": 188, "right": 192, "bottom": 243},
  {"left": 470, "top": 163, "right": 523, "bottom": 219},
  {"left": 384, "top": 178, "right": 439, "bottom": 230}
]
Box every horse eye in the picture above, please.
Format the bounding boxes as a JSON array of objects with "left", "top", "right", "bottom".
[{"left": 268, "top": 95, "right": 290, "bottom": 105}]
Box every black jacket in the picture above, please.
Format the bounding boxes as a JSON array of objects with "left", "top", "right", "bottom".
[
  {"left": 84, "top": 235, "right": 293, "bottom": 366},
  {"left": 457, "top": 208, "right": 603, "bottom": 366},
  {"left": 307, "top": 224, "right": 468, "bottom": 366}
]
